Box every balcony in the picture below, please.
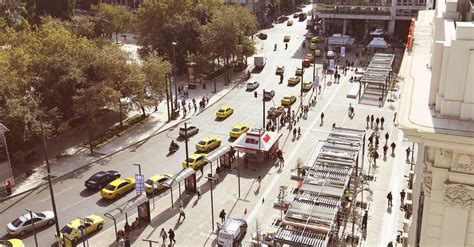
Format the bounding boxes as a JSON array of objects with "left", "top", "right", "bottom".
[
  {"left": 315, "top": 5, "right": 391, "bottom": 16},
  {"left": 314, "top": 0, "right": 392, "bottom": 7}
]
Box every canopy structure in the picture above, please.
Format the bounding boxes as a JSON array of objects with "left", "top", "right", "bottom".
[
  {"left": 162, "top": 168, "right": 195, "bottom": 188},
  {"left": 367, "top": 37, "right": 389, "bottom": 48},
  {"left": 357, "top": 53, "right": 395, "bottom": 105},
  {"left": 232, "top": 128, "right": 282, "bottom": 153},
  {"left": 274, "top": 127, "right": 365, "bottom": 247},
  {"left": 105, "top": 194, "right": 148, "bottom": 220}
]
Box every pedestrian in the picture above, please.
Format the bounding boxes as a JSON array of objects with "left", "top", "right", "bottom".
[
  {"left": 375, "top": 117, "right": 380, "bottom": 128},
  {"left": 385, "top": 132, "right": 389, "bottom": 144},
  {"left": 400, "top": 189, "right": 406, "bottom": 205},
  {"left": 301, "top": 168, "right": 306, "bottom": 177},
  {"left": 178, "top": 205, "right": 185, "bottom": 222},
  {"left": 168, "top": 229, "right": 176, "bottom": 245},
  {"left": 387, "top": 191, "right": 393, "bottom": 207},
  {"left": 373, "top": 151, "right": 379, "bottom": 166},
  {"left": 293, "top": 128, "right": 297, "bottom": 139},
  {"left": 368, "top": 134, "right": 374, "bottom": 146},
  {"left": 381, "top": 116, "right": 385, "bottom": 129},
  {"left": 4, "top": 180, "right": 12, "bottom": 196},
  {"left": 362, "top": 210, "right": 368, "bottom": 230},
  {"left": 370, "top": 115, "right": 374, "bottom": 128},
  {"left": 383, "top": 143, "right": 388, "bottom": 156},
  {"left": 320, "top": 112, "right": 324, "bottom": 125},
  {"left": 406, "top": 147, "right": 411, "bottom": 161},
  {"left": 332, "top": 122, "right": 336, "bottom": 128},
  {"left": 199, "top": 165, "right": 204, "bottom": 176},
  {"left": 219, "top": 209, "right": 226, "bottom": 223},
  {"left": 188, "top": 102, "right": 191, "bottom": 111},
  {"left": 391, "top": 142, "right": 396, "bottom": 156},
  {"left": 160, "top": 228, "right": 168, "bottom": 243},
  {"left": 257, "top": 175, "right": 262, "bottom": 186},
  {"left": 298, "top": 126, "right": 301, "bottom": 137},
  {"left": 393, "top": 112, "right": 397, "bottom": 125},
  {"left": 197, "top": 186, "right": 201, "bottom": 199},
  {"left": 124, "top": 222, "right": 130, "bottom": 236},
  {"left": 215, "top": 172, "right": 219, "bottom": 182},
  {"left": 194, "top": 104, "right": 197, "bottom": 112},
  {"left": 379, "top": 96, "right": 383, "bottom": 107},
  {"left": 375, "top": 135, "right": 379, "bottom": 148}
]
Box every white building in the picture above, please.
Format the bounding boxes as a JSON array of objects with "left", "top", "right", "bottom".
[
  {"left": 398, "top": 0, "right": 474, "bottom": 246},
  {"left": 224, "top": 0, "right": 269, "bottom": 25}
]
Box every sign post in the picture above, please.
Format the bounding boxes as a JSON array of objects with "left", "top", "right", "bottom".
[{"left": 135, "top": 174, "right": 145, "bottom": 195}]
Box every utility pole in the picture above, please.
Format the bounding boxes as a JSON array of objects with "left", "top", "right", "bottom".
[
  {"left": 172, "top": 42, "right": 178, "bottom": 109},
  {"left": 165, "top": 75, "right": 171, "bottom": 121},
  {"left": 185, "top": 122, "right": 189, "bottom": 169},
  {"left": 25, "top": 209, "right": 38, "bottom": 247},
  {"left": 262, "top": 89, "right": 266, "bottom": 129}
]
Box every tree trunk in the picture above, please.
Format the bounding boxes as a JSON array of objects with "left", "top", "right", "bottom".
[
  {"left": 115, "top": 32, "right": 119, "bottom": 44},
  {"left": 118, "top": 100, "right": 124, "bottom": 128},
  {"left": 141, "top": 105, "right": 146, "bottom": 117},
  {"left": 86, "top": 116, "right": 94, "bottom": 155}
]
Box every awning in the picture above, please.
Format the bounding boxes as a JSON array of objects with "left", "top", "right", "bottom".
[
  {"left": 232, "top": 129, "right": 282, "bottom": 152},
  {"left": 367, "top": 37, "right": 389, "bottom": 48},
  {"left": 162, "top": 168, "right": 195, "bottom": 188},
  {"left": 203, "top": 146, "right": 231, "bottom": 163},
  {"left": 104, "top": 194, "right": 148, "bottom": 220}
]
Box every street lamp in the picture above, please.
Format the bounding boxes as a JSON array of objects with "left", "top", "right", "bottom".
[
  {"left": 172, "top": 42, "right": 178, "bottom": 109},
  {"left": 142, "top": 239, "right": 160, "bottom": 247},
  {"left": 27, "top": 93, "right": 61, "bottom": 241},
  {"left": 25, "top": 208, "right": 38, "bottom": 247},
  {"left": 133, "top": 163, "right": 142, "bottom": 175},
  {"left": 206, "top": 175, "right": 216, "bottom": 231}
]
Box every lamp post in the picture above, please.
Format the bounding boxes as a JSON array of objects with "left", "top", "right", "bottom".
[
  {"left": 142, "top": 239, "right": 160, "bottom": 247},
  {"left": 25, "top": 208, "right": 38, "bottom": 247},
  {"left": 262, "top": 89, "right": 266, "bottom": 129},
  {"left": 206, "top": 175, "right": 216, "bottom": 231},
  {"left": 27, "top": 94, "right": 61, "bottom": 241},
  {"left": 172, "top": 42, "right": 178, "bottom": 109}
]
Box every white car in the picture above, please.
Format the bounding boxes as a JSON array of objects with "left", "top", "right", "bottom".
[
  {"left": 179, "top": 125, "right": 199, "bottom": 137},
  {"left": 246, "top": 81, "right": 259, "bottom": 91},
  {"left": 7, "top": 211, "right": 55, "bottom": 236},
  {"left": 370, "top": 29, "right": 385, "bottom": 36}
]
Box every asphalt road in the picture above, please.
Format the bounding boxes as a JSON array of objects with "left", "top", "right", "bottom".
[{"left": 0, "top": 3, "right": 351, "bottom": 245}]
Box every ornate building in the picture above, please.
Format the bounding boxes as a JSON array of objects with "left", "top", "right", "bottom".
[{"left": 398, "top": 0, "right": 474, "bottom": 246}]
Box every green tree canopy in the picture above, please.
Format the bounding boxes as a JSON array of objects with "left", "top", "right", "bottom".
[{"left": 92, "top": 3, "right": 133, "bottom": 43}]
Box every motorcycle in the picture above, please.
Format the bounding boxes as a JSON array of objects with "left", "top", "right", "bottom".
[{"left": 169, "top": 143, "right": 179, "bottom": 154}]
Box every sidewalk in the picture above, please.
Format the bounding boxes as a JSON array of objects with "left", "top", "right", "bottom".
[{"left": 1, "top": 71, "right": 246, "bottom": 202}]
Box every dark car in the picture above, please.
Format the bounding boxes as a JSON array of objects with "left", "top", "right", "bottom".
[
  {"left": 299, "top": 13, "right": 307, "bottom": 21},
  {"left": 256, "top": 33, "right": 267, "bottom": 40},
  {"left": 293, "top": 13, "right": 299, "bottom": 18},
  {"left": 263, "top": 90, "right": 275, "bottom": 101},
  {"left": 85, "top": 171, "right": 120, "bottom": 190}
]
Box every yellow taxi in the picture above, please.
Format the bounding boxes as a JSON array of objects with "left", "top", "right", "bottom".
[
  {"left": 306, "top": 53, "right": 314, "bottom": 61},
  {"left": 281, "top": 95, "right": 297, "bottom": 106},
  {"left": 182, "top": 153, "right": 208, "bottom": 169},
  {"left": 229, "top": 124, "right": 250, "bottom": 138},
  {"left": 275, "top": 66, "right": 285, "bottom": 75},
  {"left": 295, "top": 67, "right": 303, "bottom": 76},
  {"left": 303, "top": 81, "right": 313, "bottom": 91},
  {"left": 288, "top": 77, "right": 301, "bottom": 86},
  {"left": 216, "top": 106, "right": 234, "bottom": 119},
  {"left": 195, "top": 137, "right": 221, "bottom": 152},
  {"left": 145, "top": 174, "right": 173, "bottom": 194},
  {"left": 101, "top": 178, "right": 135, "bottom": 200},
  {"left": 311, "top": 36, "right": 325, "bottom": 43},
  {"left": 283, "top": 35, "right": 291, "bottom": 42},
  {"left": 287, "top": 20, "right": 293, "bottom": 26},
  {"left": 56, "top": 215, "right": 104, "bottom": 243},
  {"left": 0, "top": 239, "right": 24, "bottom": 247},
  {"left": 315, "top": 49, "right": 322, "bottom": 57},
  {"left": 309, "top": 42, "right": 318, "bottom": 50}
]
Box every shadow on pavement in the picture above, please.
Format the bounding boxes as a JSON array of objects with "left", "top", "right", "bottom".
[{"left": 80, "top": 188, "right": 97, "bottom": 198}]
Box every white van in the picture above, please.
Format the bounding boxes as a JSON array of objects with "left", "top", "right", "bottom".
[
  {"left": 178, "top": 125, "right": 199, "bottom": 137},
  {"left": 217, "top": 218, "right": 248, "bottom": 247}
]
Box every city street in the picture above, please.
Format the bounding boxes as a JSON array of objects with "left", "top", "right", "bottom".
[{"left": 0, "top": 3, "right": 407, "bottom": 246}]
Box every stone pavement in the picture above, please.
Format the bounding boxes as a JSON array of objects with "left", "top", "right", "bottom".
[{"left": 2, "top": 71, "right": 246, "bottom": 202}]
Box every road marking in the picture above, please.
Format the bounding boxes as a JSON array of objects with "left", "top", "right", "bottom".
[
  {"left": 247, "top": 74, "right": 345, "bottom": 224},
  {"left": 330, "top": 102, "right": 395, "bottom": 113},
  {"left": 41, "top": 187, "right": 73, "bottom": 202},
  {"left": 61, "top": 196, "right": 89, "bottom": 211}
]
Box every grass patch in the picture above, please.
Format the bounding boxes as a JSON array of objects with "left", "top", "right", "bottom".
[{"left": 92, "top": 114, "right": 149, "bottom": 148}]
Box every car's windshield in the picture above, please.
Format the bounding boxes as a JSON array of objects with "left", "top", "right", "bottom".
[
  {"left": 61, "top": 225, "right": 74, "bottom": 234},
  {"left": 246, "top": 83, "right": 253, "bottom": 86},
  {"left": 90, "top": 173, "right": 105, "bottom": 181},
  {"left": 186, "top": 158, "right": 196, "bottom": 163},
  {"left": 198, "top": 141, "right": 207, "bottom": 145},
  {"left": 145, "top": 179, "right": 154, "bottom": 185},
  {"left": 11, "top": 217, "right": 23, "bottom": 227},
  {"left": 104, "top": 184, "right": 116, "bottom": 191},
  {"left": 218, "top": 109, "right": 225, "bottom": 112},
  {"left": 36, "top": 212, "right": 46, "bottom": 218},
  {"left": 231, "top": 128, "right": 240, "bottom": 132},
  {"left": 0, "top": 242, "right": 13, "bottom": 247},
  {"left": 220, "top": 232, "right": 233, "bottom": 240}
]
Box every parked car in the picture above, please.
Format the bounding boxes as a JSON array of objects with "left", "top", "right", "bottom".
[
  {"left": 229, "top": 124, "right": 250, "bottom": 138},
  {"left": 195, "top": 137, "right": 221, "bottom": 152},
  {"left": 281, "top": 95, "right": 297, "bottom": 106},
  {"left": 298, "top": 13, "right": 307, "bottom": 21},
  {"left": 267, "top": 106, "right": 285, "bottom": 116},
  {"left": 182, "top": 153, "right": 208, "bottom": 169},
  {"left": 263, "top": 90, "right": 275, "bottom": 101},
  {"left": 293, "top": 13, "right": 299, "bottom": 18},
  {"left": 306, "top": 53, "right": 314, "bottom": 61},
  {"left": 309, "top": 42, "right": 318, "bottom": 50},
  {"left": 275, "top": 66, "right": 285, "bottom": 75},
  {"left": 246, "top": 81, "right": 259, "bottom": 91},
  {"left": 370, "top": 28, "right": 385, "bottom": 36},
  {"left": 0, "top": 239, "right": 24, "bottom": 247},
  {"left": 303, "top": 81, "right": 313, "bottom": 91},
  {"left": 288, "top": 77, "right": 301, "bottom": 86},
  {"left": 287, "top": 20, "right": 293, "bottom": 26},
  {"left": 295, "top": 67, "right": 303, "bottom": 76},
  {"left": 303, "top": 58, "right": 311, "bottom": 68},
  {"left": 315, "top": 49, "right": 322, "bottom": 57},
  {"left": 145, "top": 174, "right": 173, "bottom": 194},
  {"left": 217, "top": 218, "right": 248, "bottom": 247},
  {"left": 7, "top": 211, "right": 55, "bottom": 236},
  {"left": 101, "top": 178, "right": 135, "bottom": 200},
  {"left": 216, "top": 106, "right": 234, "bottom": 119},
  {"left": 84, "top": 171, "right": 120, "bottom": 190},
  {"left": 179, "top": 125, "right": 199, "bottom": 137},
  {"left": 283, "top": 35, "right": 291, "bottom": 42},
  {"left": 305, "top": 32, "right": 314, "bottom": 39},
  {"left": 256, "top": 33, "right": 267, "bottom": 40},
  {"left": 56, "top": 215, "right": 104, "bottom": 244},
  {"left": 311, "top": 36, "right": 325, "bottom": 43}
]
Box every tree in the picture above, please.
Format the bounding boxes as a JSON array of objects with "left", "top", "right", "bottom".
[
  {"left": 142, "top": 53, "right": 172, "bottom": 111},
  {"left": 34, "top": 0, "right": 74, "bottom": 21},
  {"left": 93, "top": 3, "right": 133, "bottom": 43}
]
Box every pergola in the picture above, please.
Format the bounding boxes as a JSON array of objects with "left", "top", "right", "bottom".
[
  {"left": 274, "top": 128, "right": 365, "bottom": 246},
  {"left": 358, "top": 53, "right": 395, "bottom": 103}
]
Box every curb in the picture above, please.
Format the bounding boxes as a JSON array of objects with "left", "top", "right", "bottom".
[{"left": 0, "top": 79, "right": 242, "bottom": 204}]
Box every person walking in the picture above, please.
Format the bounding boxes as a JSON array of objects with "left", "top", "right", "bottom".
[
  {"left": 298, "top": 126, "right": 301, "bottom": 137},
  {"left": 387, "top": 191, "right": 393, "bottom": 207},
  {"left": 4, "top": 180, "right": 12, "bottom": 196},
  {"left": 381, "top": 116, "right": 385, "bottom": 129},
  {"left": 393, "top": 112, "right": 397, "bottom": 125},
  {"left": 293, "top": 128, "right": 297, "bottom": 139},
  {"left": 160, "top": 228, "right": 168, "bottom": 243},
  {"left": 219, "top": 209, "right": 226, "bottom": 223},
  {"left": 178, "top": 205, "right": 185, "bottom": 222},
  {"left": 391, "top": 142, "right": 396, "bottom": 156},
  {"left": 375, "top": 135, "right": 380, "bottom": 148},
  {"left": 373, "top": 151, "right": 379, "bottom": 166},
  {"left": 370, "top": 115, "right": 374, "bottom": 129},
  {"left": 168, "top": 229, "right": 176, "bottom": 245},
  {"left": 400, "top": 189, "right": 406, "bottom": 205},
  {"left": 320, "top": 112, "right": 325, "bottom": 125},
  {"left": 375, "top": 117, "right": 380, "bottom": 129},
  {"left": 385, "top": 132, "right": 389, "bottom": 144},
  {"left": 406, "top": 147, "right": 411, "bottom": 161},
  {"left": 368, "top": 133, "right": 374, "bottom": 147},
  {"left": 362, "top": 210, "right": 368, "bottom": 230},
  {"left": 196, "top": 186, "right": 201, "bottom": 199},
  {"left": 366, "top": 115, "right": 370, "bottom": 129},
  {"left": 383, "top": 144, "right": 388, "bottom": 158}
]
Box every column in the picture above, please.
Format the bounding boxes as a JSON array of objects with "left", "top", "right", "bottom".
[{"left": 343, "top": 19, "right": 347, "bottom": 35}]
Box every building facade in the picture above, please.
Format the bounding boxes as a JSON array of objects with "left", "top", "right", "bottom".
[
  {"left": 224, "top": 0, "right": 269, "bottom": 26},
  {"left": 312, "top": 0, "right": 433, "bottom": 39},
  {"left": 398, "top": 0, "right": 474, "bottom": 246}
]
